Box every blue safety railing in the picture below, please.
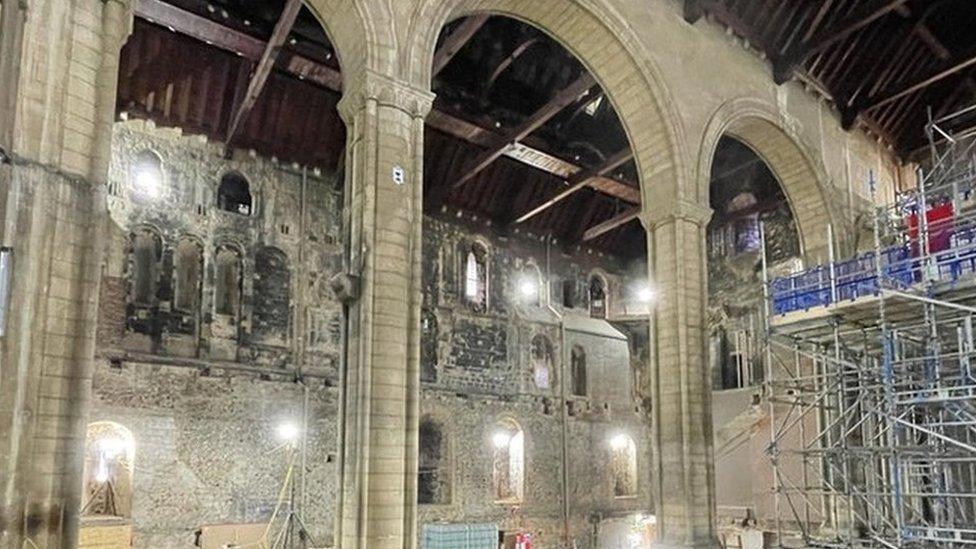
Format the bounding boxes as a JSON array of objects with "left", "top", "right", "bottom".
[{"left": 768, "top": 228, "right": 976, "bottom": 315}]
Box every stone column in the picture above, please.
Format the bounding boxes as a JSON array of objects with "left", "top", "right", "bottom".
[
  {"left": 0, "top": 1, "right": 132, "bottom": 547},
  {"left": 644, "top": 201, "right": 720, "bottom": 548},
  {"left": 334, "top": 68, "right": 433, "bottom": 549}
]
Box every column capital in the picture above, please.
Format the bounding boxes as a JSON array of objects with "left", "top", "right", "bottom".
[
  {"left": 337, "top": 68, "right": 435, "bottom": 124},
  {"left": 640, "top": 199, "right": 713, "bottom": 230}
]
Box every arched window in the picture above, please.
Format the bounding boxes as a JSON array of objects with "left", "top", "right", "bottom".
[
  {"left": 571, "top": 345, "right": 587, "bottom": 397},
  {"left": 463, "top": 242, "right": 488, "bottom": 310},
  {"left": 562, "top": 278, "right": 576, "bottom": 308},
  {"left": 214, "top": 245, "right": 243, "bottom": 318},
  {"left": 130, "top": 150, "right": 163, "bottom": 200},
  {"left": 589, "top": 275, "right": 607, "bottom": 318},
  {"left": 418, "top": 417, "right": 451, "bottom": 504},
  {"left": 174, "top": 237, "right": 203, "bottom": 312},
  {"left": 130, "top": 227, "right": 162, "bottom": 306},
  {"left": 253, "top": 247, "right": 291, "bottom": 341},
  {"left": 517, "top": 264, "right": 542, "bottom": 307},
  {"left": 217, "top": 172, "right": 252, "bottom": 215},
  {"left": 81, "top": 422, "right": 135, "bottom": 518},
  {"left": 610, "top": 434, "right": 637, "bottom": 497},
  {"left": 531, "top": 334, "right": 553, "bottom": 390},
  {"left": 491, "top": 420, "right": 524, "bottom": 503}
]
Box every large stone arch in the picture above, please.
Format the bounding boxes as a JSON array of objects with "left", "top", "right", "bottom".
[
  {"left": 401, "top": 0, "right": 690, "bottom": 212},
  {"left": 302, "top": 0, "right": 379, "bottom": 84},
  {"left": 699, "top": 98, "right": 839, "bottom": 262}
]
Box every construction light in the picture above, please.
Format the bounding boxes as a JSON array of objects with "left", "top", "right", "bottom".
[
  {"left": 635, "top": 284, "right": 656, "bottom": 304},
  {"left": 492, "top": 431, "right": 511, "bottom": 449},
  {"left": 134, "top": 165, "right": 161, "bottom": 198},
  {"left": 518, "top": 276, "right": 539, "bottom": 300},
  {"left": 277, "top": 421, "right": 300, "bottom": 443}
]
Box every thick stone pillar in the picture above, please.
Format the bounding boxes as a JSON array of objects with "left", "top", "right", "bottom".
[
  {"left": 0, "top": 1, "right": 132, "bottom": 547},
  {"left": 334, "top": 68, "right": 433, "bottom": 549},
  {"left": 645, "top": 201, "right": 720, "bottom": 548}
]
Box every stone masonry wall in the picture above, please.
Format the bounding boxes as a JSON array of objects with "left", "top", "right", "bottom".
[{"left": 91, "top": 121, "right": 652, "bottom": 548}]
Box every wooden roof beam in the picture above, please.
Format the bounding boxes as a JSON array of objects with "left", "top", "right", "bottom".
[
  {"left": 582, "top": 208, "right": 641, "bottom": 242},
  {"left": 133, "top": 1, "right": 641, "bottom": 203},
  {"left": 223, "top": 0, "right": 302, "bottom": 156},
  {"left": 515, "top": 148, "right": 633, "bottom": 224},
  {"left": 774, "top": 0, "right": 909, "bottom": 84},
  {"left": 453, "top": 73, "right": 597, "bottom": 189},
  {"left": 864, "top": 47, "right": 976, "bottom": 113},
  {"left": 432, "top": 14, "right": 489, "bottom": 78}
]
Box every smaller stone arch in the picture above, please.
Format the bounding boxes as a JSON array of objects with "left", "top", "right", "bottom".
[
  {"left": 699, "top": 98, "right": 838, "bottom": 262},
  {"left": 459, "top": 238, "right": 490, "bottom": 311},
  {"left": 174, "top": 235, "right": 204, "bottom": 313},
  {"left": 418, "top": 415, "right": 452, "bottom": 505},
  {"left": 609, "top": 432, "right": 637, "bottom": 498},
  {"left": 587, "top": 272, "right": 608, "bottom": 319},
  {"left": 571, "top": 344, "right": 588, "bottom": 397},
  {"left": 81, "top": 422, "right": 136, "bottom": 519},
  {"left": 490, "top": 418, "right": 524, "bottom": 504},
  {"left": 216, "top": 171, "right": 253, "bottom": 216},
  {"left": 530, "top": 333, "right": 554, "bottom": 390},
  {"left": 128, "top": 225, "right": 164, "bottom": 306},
  {"left": 213, "top": 242, "right": 244, "bottom": 319},
  {"left": 129, "top": 149, "right": 164, "bottom": 201},
  {"left": 517, "top": 262, "right": 543, "bottom": 307}
]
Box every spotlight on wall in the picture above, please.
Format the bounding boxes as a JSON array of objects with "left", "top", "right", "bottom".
[
  {"left": 518, "top": 276, "right": 538, "bottom": 300},
  {"left": 492, "top": 431, "right": 511, "bottom": 449},
  {"left": 610, "top": 433, "right": 629, "bottom": 450},
  {"left": 634, "top": 284, "right": 657, "bottom": 304},
  {"left": 277, "top": 421, "right": 300, "bottom": 443},
  {"left": 134, "top": 165, "right": 161, "bottom": 198}
]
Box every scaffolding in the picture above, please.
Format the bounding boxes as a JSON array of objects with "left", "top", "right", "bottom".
[{"left": 762, "top": 104, "right": 976, "bottom": 548}]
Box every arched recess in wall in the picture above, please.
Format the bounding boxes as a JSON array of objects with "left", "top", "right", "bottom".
[
  {"left": 530, "top": 334, "right": 554, "bottom": 390},
  {"left": 252, "top": 246, "right": 292, "bottom": 343},
  {"left": 406, "top": 0, "right": 688, "bottom": 211},
  {"left": 418, "top": 415, "right": 451, "bottom": 504},
  {"left": 128, "top": 226, "right": 163, "bottom": 307},
  {"left": 490, "top": 418, "right": 524, "bottom": 504},
  {"left": 81, "top": 422, "right": 136, "bottom": 519},
  {"left": 174, "top": 236, "right": 204, "bottom": 313},
  {"left": 699, "top": 100, "right": 837, "bottom": 262},
  {"left": 213, "top": 244, "right": 244, "bottom": 321},
  {"left": 610, "top": 433, "right": 638, "bottom": 498}
]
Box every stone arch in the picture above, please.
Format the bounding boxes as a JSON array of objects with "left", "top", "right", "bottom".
[
  {"left": 404, "top": 0, "right": 689, "bottom": 213},
  {"left": 81, "top": 422, "right": 136, "bottom": 519},
  {"left": 699, "top": 98, "right": 838, "bottom": 261}
]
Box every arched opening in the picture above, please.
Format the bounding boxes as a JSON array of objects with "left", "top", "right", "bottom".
[
  {"left": 610, "top": 433, "right": 637, "bottom": 498},
  {"left": 81, "top": 422, "right": 135, "bottom": 519},
  {"left": 490, "top": 419, "right": 524, "bottom": 504},
  {"left": 418, "top": 417, "right": 451, "bottom": 504},
  {"left": 129, "top": 226, "right": 163, "bottom": 306},
  {"left": 588, "top": 274, "right": 608, "bottom": 318},
  {"left": 530, "top": 334, "right": 553, "bottom": 390},
  {"left": 571, "top": 345, "right": 587, "bottom": 397},
  {"left": 707, "top": 136, "right": 801, "bottom": 390},
  {"left": 174, "top": 236, "right": 203, "bottom": 313},
  {"left": 130, "top": 149, "right": 163, "bottom": 201},
  {"left": 462, "top": 240, "right": 488, "bottom": 311},
  {"left": 216, "top": 172, "right": 253, "bottom": 216},
  {"left": 517, "top": 263, "right": 543, "bottom": 307},
  {"left": 213, "top": 244, "right": 243, "bottom": 319}
]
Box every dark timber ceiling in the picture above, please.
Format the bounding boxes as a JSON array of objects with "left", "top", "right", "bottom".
[
  {"left": 117, "top": 0, "right": 976, "bottom": 259},
  {"left": 685, "top": 0, "right": 976, "bottom": 157}
]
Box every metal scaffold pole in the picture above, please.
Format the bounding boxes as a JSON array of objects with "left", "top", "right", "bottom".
[{"left": 762, "top": 102, "right": 976, "bottom": 548}]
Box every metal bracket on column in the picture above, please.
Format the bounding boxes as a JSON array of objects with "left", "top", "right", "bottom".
[{"left": 330, "top": 272, "right": 361, "bottom": 304}]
